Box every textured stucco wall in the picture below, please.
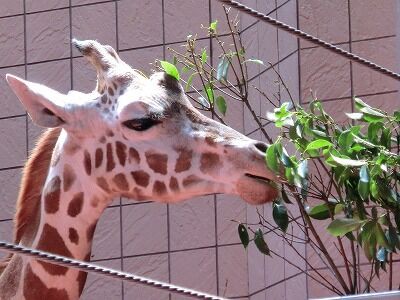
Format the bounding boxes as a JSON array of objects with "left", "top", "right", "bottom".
[{"left": 0, "top": 1, "right": 398, "bottom": 300}]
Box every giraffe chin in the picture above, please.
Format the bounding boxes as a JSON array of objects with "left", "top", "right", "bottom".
[{"left": 236, "top": 175, "right": 279, "bottom": 205}]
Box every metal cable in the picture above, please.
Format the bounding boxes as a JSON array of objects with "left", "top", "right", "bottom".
[
  {"left": 2, "top": 3, "right": 396, "bottom": 299},
  {"left": 0, "top": 241, "right": 226, "bottom": 300},
  {"left": 216, "top": 0, "right": 400, "bottom": 82}
]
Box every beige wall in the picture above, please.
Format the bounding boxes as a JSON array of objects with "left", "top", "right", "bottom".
[{"left": 0, "top": 0, "right": 398, "bottom": 299}]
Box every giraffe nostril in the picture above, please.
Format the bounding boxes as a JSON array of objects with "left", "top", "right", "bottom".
[{"left": 254, "top": 142, "right": 268, "bottom": 154}]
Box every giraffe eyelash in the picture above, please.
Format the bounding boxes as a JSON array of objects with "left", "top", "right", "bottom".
[{"left": 122, "top": 118, "right": 162, "bottom": 131}]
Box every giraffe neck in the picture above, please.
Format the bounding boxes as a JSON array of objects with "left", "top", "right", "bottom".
[{"left": 0, "top": 131, "right": 110, "bottom": 300}]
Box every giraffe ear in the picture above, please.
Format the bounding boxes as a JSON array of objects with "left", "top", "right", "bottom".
[{"left": 6, "top": 74, "right": 70, "bottom": 128}]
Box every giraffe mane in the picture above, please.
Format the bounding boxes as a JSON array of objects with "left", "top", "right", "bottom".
[{"left": 0, "top": 128, "right": 61, "bottom": 274}]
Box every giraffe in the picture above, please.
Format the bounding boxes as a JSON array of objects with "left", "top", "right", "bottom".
[{"left": 0, "top": 39, "right": 278, "bottom": 299}]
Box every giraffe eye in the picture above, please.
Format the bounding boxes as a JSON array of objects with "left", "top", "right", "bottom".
[{"left": 123, "top": 118, "right": 161, "bottom": 131}]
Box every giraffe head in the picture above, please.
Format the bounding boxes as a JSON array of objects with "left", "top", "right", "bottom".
[{"left": 6, "top": 39, "right": 278, "bottom": 205}]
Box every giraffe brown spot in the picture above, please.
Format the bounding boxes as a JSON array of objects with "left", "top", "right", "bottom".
[
  {"left": 115, "top": 141, "right": 127, "bottom": 166},
  {"left": 205, "top": 135, "right": 217, "bottom": 147},
  {"left": 112, "top": 81, "right": 118, "bottom": 90},
  {"left": 77, "top": 270, "right": 88, "bottom": 296},
  {"left": 200, "top": 152, "right": 222, "bottom": 174},
  {"left": 106, "top": 129, "right": 114, "bottom": 137},
  {"left": 68, "top": 192, "right": 84, "bottom": 217},
  {"left": 91, "top": 196, "right": 100, "bottom": 207},
  {"left": 95, "top": 148, "right": 103, "bottom": 168},
  {"left": 183, "top": 104, "right": 209, "bottom": 125},
  {"left": 131, "top": 170, "right": 150, "bottom": 187},
  {"left": 174, "top": 148, "right": 193, "bottom": 173},
  {"left": 44, "top": 176, "right": 61, "bottom": 214},
  {"left": 96, "top": 177, "right": 111, "bottom": 193},
  {"left": 23, "top": 264, "right": 69, "bottom": 300},
  {"left": 101, "top": 94, "right": 108, "bottom": 104},
  {"left": 145, "top": 151, "right": 168, "bottom": 175},
  {"left": 0, "top": 255, "right": 22, "bottom": 299},
  {"left": 129, "top": 147, "right": 140, "bottom": 164},
  {"left": 169, "top": 177, "right": 179, "bottom": 192},
  {"left": 106, "top": 143, "right": 115, "bottom": 171},
  {"left": 63, "top": 164, "right": 76, "bottom": 192},
  {"left": 83, "top": 150, "right": 91, "bottom": 176},
  {"left": 182, "top": 175, "right": 202, "bottom": 187},
  {"left": 36, "top": 223, "right": 72, "bottom": 276},
  {"left": 119, "top": 88, "right": 125, "bottom": 96},
  {"left": 108, "top": 86, "right": 114, "bottom": 96},
  {"left": 113, "top": 173, "right": 129, "bottom": 191},
  {"left": 69, "top": 227, "right": 79, "bottom": 245},
  {"left": 153, "top": 180, "right": 167, "bottom": 196},
  {"left": 87, "top": 222, "right": 97, "bottom": 242},
  {"left": 99, "top": 136, "right": 106, "bottom": 144}
]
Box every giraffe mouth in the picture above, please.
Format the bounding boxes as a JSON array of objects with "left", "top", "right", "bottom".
[
  {"left": 245, "top": 173, "right": 272, "bottom": 183},
  {"left": 237, "top": 174, "right": 278, "bottom": 204}
]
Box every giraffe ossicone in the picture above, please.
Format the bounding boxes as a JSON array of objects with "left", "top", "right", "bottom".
[{"left": 0, "top": 39, "right": 278, "bottom": 299}]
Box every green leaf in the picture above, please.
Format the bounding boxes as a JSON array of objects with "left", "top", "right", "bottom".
[
  {"left": 311, "top": 129, "right": 329, "bottom": 139},
  {"left": 346, "top": 112, "right": 364, "bottom": 120},
  {"left": 354, "top": 97, "right": 371, "bottom": 110},
  {"left": 308, "top": 203, "right": 332, "bottom": 220},
  {"left": 381, "top": 127, "right": 391, "bottom": 149},
  {"left": 198, "top": 96, "right": 210, "bottom": 108},
  {"left": 305, "top": 139, "right": 333, "bottom": 152},
  {"left": 201, "top": 48, "right": 208, "bottom": 64},
  {"left": 334, "top": 203, "right": 345, "bottom": 215},
  {"left": 376, "top": 247, "right": 387, "bottom": 262},
  {"left": 254, "top": 229, "right": 270, "bottom": 255},
  {"left": 330, "top": 153, "right": 367, "bottom": 167},
  {"left": 215, "top": 96, "right": 227, "bottom": 116},
  {"left": 281, "top": 189, "right": 292, "bottom": 204},
  {"left": 216, "top": 57, "right": 229, "bottom": 81},
  {"left": 280, "top": 147, "right": 294, "bottom": 168},
  {"left": 394, "top": 111, "right": 400, "bottom": 122},
  {"left": 370, "top": 180, "right": 379, "bottom": 199},
  {"left": 363, "top": 114, "right": 385, "bottom": 123},
  {"left": 395, "top": 210, "right": 400, "bottom": 233},
  {"left": 375, "top": 223, "right": 390, "bottom": 249},
  {"left": 243, "top": 58, "right": 264, "bottom": 65},
  {"left": 361, "top": 221, "right": 375, "bottom": 242},
  {"left": 266, "top": 144, "right": 278, "bottom": 172},
  {"left": 205, "top": 84, "right": 214, "bottom": 104},
  {"left": 297, "top": 160, "right": 308, "bottom": 179},
  {"left": 273, "top": 201, "right": 289, "bottom": 232},
  {"left": 368, "top": 122, "right": 384, "bottom": 144},
  {"left": 160, "top": 60, "right": 180, "bottom": 81},
  {"left": 358, "top": 165, "right": 370, "bottom": 201},
  {"left": 209, "top": 20, "right": 218, "bottom": 33},
  {"left": 338, "top": 130, "right": 354, "bottom": 150},
  {"left": 185, "top": 73, "right": 196, "bottom": 92},
  {"left": 238, "top": 224, "right": 249, "bottom": 249},
  {"left": 388, "top": 223, "right": 400, "bottom": 250},
  {"left": 360, "top": 106, "right": 386, "bottom": 118},
  {"left": 364, "top": 234, "right": 376, "bottom": 262},
  {"left": 327, "top": 218, "right": 365, "bottom": 237}
]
